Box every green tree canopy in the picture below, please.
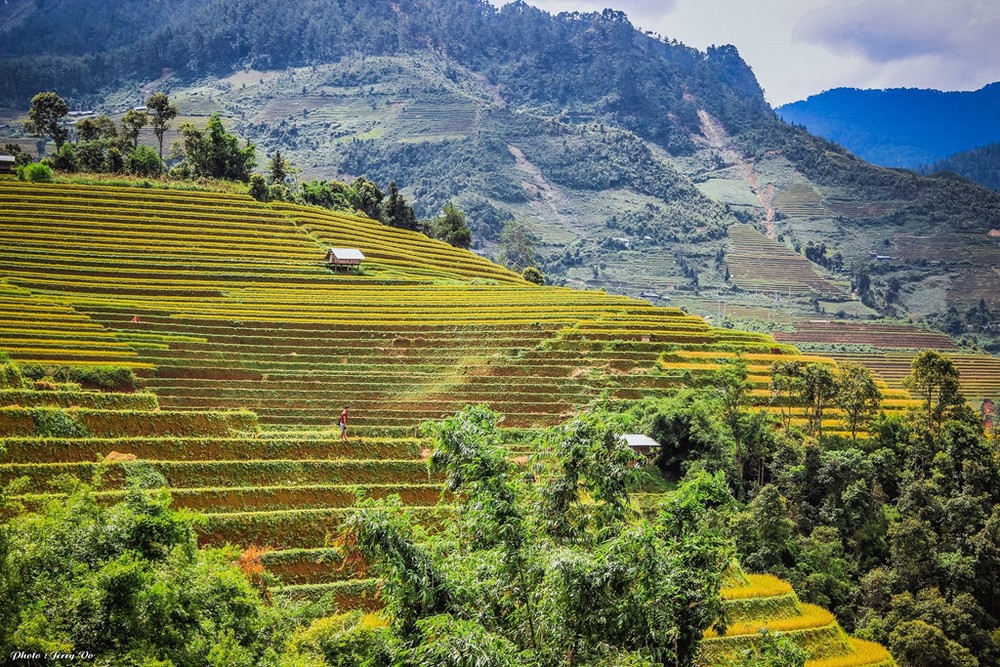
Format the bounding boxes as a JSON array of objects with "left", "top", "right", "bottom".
[
  {"left": 24, "top": 91, "right": 69, "bottom": 151},
  {"left": 146, "top": 92, "right": 178, "bottom": 159},
  {"left": 380, "top": 181, "right": 417, "bottom": 230},
  {"left": 431, "top": 202, "right": 472, "bottom": 249},
  {"left": 174, "top": 114, "right": 256, "bottom": 182},
  {"left": 903, "top": 351, "right": 964, "bottom": 433},
  {"left": 119, "top": 109, "right": 148, "bottom": 149}
]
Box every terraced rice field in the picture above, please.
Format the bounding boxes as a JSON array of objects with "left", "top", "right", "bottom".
[
  {"left": 706, "top": 574, "right": 896, "bottom": 666},
  {"left": 773, "top": 183, "right": 831, "bottom": 218},
  {"left": 0, "top": 180, "right": 897, "bottom": 664},
  {"left": 726, "top": 224, "right": 846, "bottom": 298},
  {"left": 829, "top": 351, "right": 1000, "bottom": 403},
  {"left": 774, "top": 321, "right": 959, "bottom": 351}
]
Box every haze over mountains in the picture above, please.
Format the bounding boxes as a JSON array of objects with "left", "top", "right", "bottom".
[{"left": 2, "top": 0, "right": 1000, "bottom": 326}]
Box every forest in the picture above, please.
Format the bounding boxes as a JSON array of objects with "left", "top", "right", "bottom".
[{"left": 1, "top": 350, "right": 996, "bottom": 666}]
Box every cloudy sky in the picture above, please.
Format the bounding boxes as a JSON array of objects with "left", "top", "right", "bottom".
[{"left": 490, "top": 0, "right": 1000, "bottom": 106}]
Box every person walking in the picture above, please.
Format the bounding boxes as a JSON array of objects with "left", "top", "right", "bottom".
[{"left": 339, "top": 406, "right": 349, "bottom": 442}]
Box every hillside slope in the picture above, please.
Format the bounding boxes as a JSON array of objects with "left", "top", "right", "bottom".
[
  {"left": 0, "top": 179, "right": 899, "bottom": 666},
  {"left": 3, "top": 0, "right": 1000, "bottom": 331},
  {"left": 920, "top": 142, "right": 1000, "bottom": 193}
]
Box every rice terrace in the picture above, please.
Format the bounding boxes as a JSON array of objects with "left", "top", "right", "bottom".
[{"left": 2, "top": 1, "right": 1000, "bottom": 666}]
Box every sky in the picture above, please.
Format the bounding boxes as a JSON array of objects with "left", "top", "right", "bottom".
[{"left": 489, "top": 0, "right": 1000, "bottom": 106}]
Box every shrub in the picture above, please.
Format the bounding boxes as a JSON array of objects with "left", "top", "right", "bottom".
[
  {"left": 19, "top": 364, "right": 140, "bottom": 392},
  {"left": 125, "top": 144, "right": 163, "bottom": 177},
  {"left": 249, "top": 173, "right": 270, "bottom": 201},
  {"left": 16, "top": 162, "right": 54, "bottom": 182},
  {"left": 522, "top": 266, "right": 545, "bottom": 285},
  {"left": 0, "top": 352, "right": 26, "bottom": 389}
]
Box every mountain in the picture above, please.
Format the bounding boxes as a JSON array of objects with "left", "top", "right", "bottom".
[
  {"left": 921, "top": 142, "right": 1000, "bottom": 193},
  {"left": 775, "top": 84, "right": 1000, "bottom": 169},
  {"left": 3, "top": 0, "right": 1000, "bottom": 330}
]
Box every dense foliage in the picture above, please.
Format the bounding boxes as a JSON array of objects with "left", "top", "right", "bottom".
[
  {"left": 632, "top": 352, "right": 1000, "bottom": 666},
  {"left": 922, "top": 142, "right": 1000, "bottom": 193},
  {"left": 332, "top": 405, "right": 732, "bottom": 667},
  {"left": 0, "top": 483, "right": 310, "bottom": 666}
]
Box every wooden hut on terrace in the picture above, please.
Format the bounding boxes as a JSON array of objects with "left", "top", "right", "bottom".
[
  {"left": 325, "top": 247, "right": 366, "bottom": 271},
  {"left": 622, "top": 433, "right": 661, "bottom": 460},
  {"left": 0, "top": 155, "right": 16, "bottom": 174}
]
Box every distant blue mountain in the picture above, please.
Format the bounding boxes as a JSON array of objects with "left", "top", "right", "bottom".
[{"left": 776, "top": 83, "right": 1000, "bottom": 169}]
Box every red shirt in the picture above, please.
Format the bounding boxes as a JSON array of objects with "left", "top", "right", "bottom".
[{"left": 340, "top": 409, "right": 348, "bottom": 426}]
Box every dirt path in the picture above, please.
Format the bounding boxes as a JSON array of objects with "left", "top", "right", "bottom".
[
  {"left": 507, "top": 144, "right": 569, "bottom": 226},
  {"left": 696, "top": 110, "right": 776, "bottom": 237}
]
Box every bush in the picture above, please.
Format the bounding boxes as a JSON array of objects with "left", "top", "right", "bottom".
[
  {"left": 522, "top": 266, "right": 545, "bottom": 285},
  {"left": 125, "top": 144, "right": 163, "bottom": 177},
  {"left": 16, "top": 162, "right": 53, "bottom": 182},
  {"left": 0, "top": 352, "right": 25, "bottom": 389},
  {"left": 249, "top": 173, "right": 270, "bottom": 201},
  {"left": 19, "top": 364, "right": 140, "bottom": 392}
]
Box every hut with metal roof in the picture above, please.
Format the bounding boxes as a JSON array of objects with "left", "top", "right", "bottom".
[{"left": 325, "top": 248, "right": 366, "bottom": 271}]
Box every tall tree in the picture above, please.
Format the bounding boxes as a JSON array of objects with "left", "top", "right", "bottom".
[
  {"left": 380, "top": 181, "right": 418, "bottom": 230},
  {"left": 119, "top": 109, "right": 148, "bottom": 149},
  {"left": 267, "top": 150, "right": 288, "bottom": 185},
  {"left": 24, "top": 91, "right": 69, "bottom": 151},
  {"left": 75, "top": 115, "right": 117, "bottom": 142},
  {"left": 145, "top": 92, "right": 178, "bottom": 160},
  {"left": 799, "top": 363, "right": 839, "bottom": 439},
  {"left": 176, "top": 114, "right": 256, "bottom": 182},
  {"left": 349, "top": 177, "right": 385, "bottom": 221},
  {"left": 431, "top": 202, "right": 472, "bottom": 248},
  {"left": 903, "top": 351, "right": 964, "bottom": 434},
  {"left": 837, "top": 362, "right": 882, "bottom": 441}
]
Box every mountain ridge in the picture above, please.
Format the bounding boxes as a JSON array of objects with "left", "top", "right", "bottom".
[
  {"left": 2, "top": 0, "right": 1000, "bottom": 334},
  {"left": 775, "top": 82, "right": 1000, "bottom": 169}
]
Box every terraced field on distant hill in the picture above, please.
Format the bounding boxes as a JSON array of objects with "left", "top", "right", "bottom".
[
  {"left": 773, "top": 320, "right": 1000, "bottom": 404},
  {"left": 0, "top": 179, "right": 899, "bottom": 665}
]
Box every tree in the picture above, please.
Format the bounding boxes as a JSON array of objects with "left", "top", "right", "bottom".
[
  {"left": 337, "top": 406, "right": 730, "bottom": 667},
  {"left": 0, "top": 484, "right": 296, "bottom": 665},
  {"left": 799, "top": 363, "right": 838, "bottom": 438},
  {"left": 903, "top": 351, "right": 963, "bottom": 434},
  {"left": 0, "top": 143, "right": 32, "bottom": 168},
  {"left": 146, "top": 92, "right": 178, "bottom": 160},
  {"left": 301, "top": 180, "right": 353, "bottom": 211},
  {"left": 431, "top": 203, "right": 472, "bottom": 248},
  {"left": 248, "top": 173, "right": 270, "bottom": 201},
  {"left": 174, "top": 114, "right": 256, "bottom": 182},
  {"left": 24, "top": 92, "right": 69, "bottom": 151},
  {"left": 888, "top": 620, "right": 978, "bottom": 667},
  {"left": 522, "top": 266, "right": 544, "bottom": 285},
  {"left": 268, "top": 150, "right": 288, "bottom": 185},
  {"left": 380, "top": 181, "right": 417, "bottom": 230},
  {"left": 498, "top": 219, "right": 538, "bottom": 271},
  {"left": 837, "top": 362, "right": 882, "bottom": 441},
  {"left": 125, "top": 144, "right": 162, "bottom": 177},
  {"left": 119, "top": 109, "right": 148, "bottom": 149},
  {"left": 75, "top": 115, "right": 117, "bottom": 142},
  {"left": 349, "top": 177, "right": 385, "bottom": 221}
]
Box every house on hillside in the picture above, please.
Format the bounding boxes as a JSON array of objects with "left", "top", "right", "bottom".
[
  {"left": 622, "top": 433, "right": 661, "bottom": 460},
  {"left": 0, "top": 155, "right": 16, "bottom": 174},
  {"left": 325, "top": 248, "right": 366, "bottom": 271}
]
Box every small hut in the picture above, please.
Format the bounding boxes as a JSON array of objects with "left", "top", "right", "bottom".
[
  {"left": 621, "top": 433, "right": 661, "bottom": 460},
  {"left": 325, "top": 248, "right": 366, "bottom": 271},
  {"left": 0, "top": 155, "right": 16, "bottom": 174}
]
